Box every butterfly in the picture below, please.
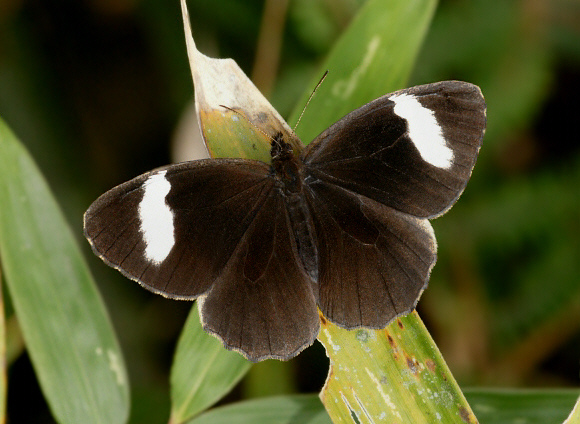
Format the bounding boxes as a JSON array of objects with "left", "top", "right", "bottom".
[{"left": 84, "top": 80, "right": 486, "bottom": 362}]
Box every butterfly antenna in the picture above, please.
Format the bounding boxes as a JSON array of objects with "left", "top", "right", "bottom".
[
  {"left": 219, "top": 105, "right": 276, "bottom": 143},
  {"left": 293, "top": 70, "right": 329, "bottom": 133}
]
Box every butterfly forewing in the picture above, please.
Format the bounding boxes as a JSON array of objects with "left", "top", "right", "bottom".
[
  {"left": 302, "top": 81, "right": 486, "bottom": 218},
  {"left": 84, "top": 159, "right": 274, "bottom": 299}
]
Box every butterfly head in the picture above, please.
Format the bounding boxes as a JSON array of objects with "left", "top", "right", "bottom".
[
  {"left": 270, "top": 132, "right": 295, "bottom": 161},
  {"left": 269, "top": 131, "right": 304, "bottom": 194}
]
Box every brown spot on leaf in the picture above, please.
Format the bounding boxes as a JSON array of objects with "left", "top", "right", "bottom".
[
  {"left": 397, "top": 320, "right": 404, "bottom": 329},
  {"left": 387, "top": 334, "right": 398, "bottom": 359},
  {"left": 426, "top": 359, "right": 436, "bottom": 373},
  {"left": 319, "top": 315, "right": 327, "bottom": 325},
  {"left": 458, "top": 406, "right": 474, "bottom": 423},
  {"left": 406, "top": 356, "right": 417, "bottom": 374}
]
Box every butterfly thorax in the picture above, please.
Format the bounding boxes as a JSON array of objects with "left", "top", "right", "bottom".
[{"left": 270, "top": 132, "right": 304, "bottom": 195}]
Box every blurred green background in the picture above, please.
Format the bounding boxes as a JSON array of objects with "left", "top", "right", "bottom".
[{"left": 1, "top": 0, "right": 579, "bottom": 422}]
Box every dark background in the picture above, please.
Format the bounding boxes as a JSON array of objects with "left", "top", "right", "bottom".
[{"left": 1, "top": 0, "right": 579, "bottom": 422}]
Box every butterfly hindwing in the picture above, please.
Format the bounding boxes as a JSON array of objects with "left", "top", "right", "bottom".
[
  {"left": 304, "top": 179, "right": 436, "bottom": 329},
  {"left": 199, "top": 189, "right": 319, "bottom": 361},
  {"left": 302, "top": 81, "right": 486, "bottom": 218}
]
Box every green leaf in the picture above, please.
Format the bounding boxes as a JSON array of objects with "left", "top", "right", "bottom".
[
  {"left": 464, "top": 389, "right": 580, "bottom": 424},
  {"left": 319, "top": 312, "right": 476, "bottom": 423},
  {"left": 289, "top": 0, "right": 438, "bottom": 143},
  {"left": 170, "top": 304, "right": 251, "bottom": 424},
  {"left": 0, "top": 117, "right": 129, "bottom": 424},
  {"left": 188, "top": 395, "right": 330, "bottom": 424}
]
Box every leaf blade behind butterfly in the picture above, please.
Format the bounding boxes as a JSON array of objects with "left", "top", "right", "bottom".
[
  {"left": 180, "top": 0, "right": 298, "bottom": 162},
  {"left": 0, "top": 117, "right": 129, "bottom": 424}
]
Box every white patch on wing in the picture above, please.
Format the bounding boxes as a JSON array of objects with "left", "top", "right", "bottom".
[
  {"left": 390, "top": 93, "right": 453, "bottom": 169},
  {"left": 138, "top": 170, "right": 175, "bottom": 264}
]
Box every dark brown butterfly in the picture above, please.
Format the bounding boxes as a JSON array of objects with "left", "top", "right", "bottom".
[{"left": 84, "top": 81, "right": 486, "bottom": 361}]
